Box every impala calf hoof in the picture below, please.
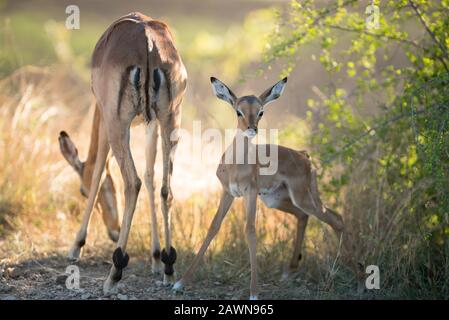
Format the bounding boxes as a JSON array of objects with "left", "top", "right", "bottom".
[
  {"left": 249, "top": 295, "right": 258, "bottom": 300},
  {"left": 172, "top": 280, "right": 184, "bottom": 292}
]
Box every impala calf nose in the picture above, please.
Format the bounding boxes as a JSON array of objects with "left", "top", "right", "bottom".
[{"left": 244, "top": 126, "right": 257, "bottom": 139}]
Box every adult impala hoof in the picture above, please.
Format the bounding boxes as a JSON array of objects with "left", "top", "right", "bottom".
[
  {"left": 103, "top": 278, "right": 119, "bottom": 296},
  {"left": 152, "top": 259, "right": 163, "bottom": 275},
  {"left": 249, "top": 295, "right": 258, "bottom": 300},
  {"left": 68, "top": 245, "right": 82, "bottom": 261},
  {"left": 151, "top": 249, "right": 162, "bottom": 274}
]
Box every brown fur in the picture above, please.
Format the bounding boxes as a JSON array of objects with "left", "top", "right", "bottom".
[
  {"left": 59, "top": 12, "right": 187, "bottom": 295},
  {"left": 175, "top": 77, "right": 350, "bottom": 299}
]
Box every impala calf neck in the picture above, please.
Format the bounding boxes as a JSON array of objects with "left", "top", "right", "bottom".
[{"left": 174, "top": 76, "right": 346, "bottom": 299}]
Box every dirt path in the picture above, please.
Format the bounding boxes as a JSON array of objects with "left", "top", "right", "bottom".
[
  {"left": 0, "top": 255, "right": 259, "bottom": 300},
  {"left": 0, "top": 255, "right": 213, "bottom": 300},
  {"left": 0, "top": 252, "right": 370, "bottom": 300}
]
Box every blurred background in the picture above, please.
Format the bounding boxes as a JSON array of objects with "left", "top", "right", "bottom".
[{"left": 0, "top": 0, "right": 448, "bottom": 299}]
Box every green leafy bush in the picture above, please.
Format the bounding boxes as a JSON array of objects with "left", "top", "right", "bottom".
[{"left": 268, "top": 0, "right": 449, "bottom": 297}]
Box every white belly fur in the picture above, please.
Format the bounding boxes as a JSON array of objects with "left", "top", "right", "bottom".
[
  {"left": 259, "top": 184, "right": 286, "bottom": 208},
  {"left": 229, "top": 182, "right": 242, "bottom": 197},
  {"left": 228, "top": 182, "right": 286, "bottom": 206}
]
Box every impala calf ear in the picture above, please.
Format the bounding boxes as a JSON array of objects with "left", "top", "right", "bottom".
[
  {"left": 58, "top": 131, "right": 84, "bottom": 175},
  {"left": 210, "top": 77, "right": 237, "bottom": 107},
  {"left": 259, "top": 77, "right": 288, "bottom": 106}
]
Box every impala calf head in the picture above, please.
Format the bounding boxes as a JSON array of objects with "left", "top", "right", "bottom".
[{"left": 210, "top": 77, "right": 287, "bottom": 138}]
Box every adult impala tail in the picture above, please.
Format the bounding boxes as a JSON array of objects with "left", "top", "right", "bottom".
[{"left": 58, "top": 12, "right": 187, "bottom": 295}]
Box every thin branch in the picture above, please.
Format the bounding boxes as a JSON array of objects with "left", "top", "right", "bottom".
[
  {"left": 408, "top": 0, "right": 449, "bottom": 71},
  {"left": 268, "top": 0, "right": 358, "bottom": 62},
  {"left": 327, "top": 24, "right": 423, "bottom": 50},
  {"left": 320, "top": 103, "right": 448, "bottom": 165}
]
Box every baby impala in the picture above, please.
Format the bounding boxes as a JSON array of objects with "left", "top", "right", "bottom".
[{"left": 174, "top": 77, "right": 346, "bottom": 299}]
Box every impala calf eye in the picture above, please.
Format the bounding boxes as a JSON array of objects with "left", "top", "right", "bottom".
[
  {"left": 258, "top": 111, "right": 264, "bottom": 117},
  {"left": 236, "top": 110, "right": 244, "bottom": 117}
]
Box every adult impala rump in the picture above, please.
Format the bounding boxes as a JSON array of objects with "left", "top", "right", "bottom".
[{"left": 58, "top": 12, "right": 187, "bottom": 294}]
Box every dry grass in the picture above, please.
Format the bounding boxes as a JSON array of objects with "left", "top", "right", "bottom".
[
  {"left": 0, "top": 66, "right": 360, "bottom": 299},
  {"left": 1, "top": 65, "right": 447, "bottom": 300}
]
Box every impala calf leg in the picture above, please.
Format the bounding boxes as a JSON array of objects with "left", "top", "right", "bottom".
[
  {"left": 287, "top": 177, "right": 344, "bottom": 237},
  {"left": 312, "top": 169, "right": 359, "bottom": 277},
  {"left": 281, "top": 212, "right": 308, "bottom": 281},
  {"left": 307, "top": 170, "right": 345, "bottom": 239},
  {"left": 287, "top": 181, "right": 366, "bottom": 287},
  {"left": 321, "top": 206, "right": 365, "bottom": 289},
  {"left": 276, "top": 201, "right": 309, "bottom": 278},
  {"left": 144, "top": 120, "right": 162, "bottom": 274},
  {"left": 290, "top": 213, "right": 308, "bottom": 271},
  {"left": 245, "top": 189, "right": 259, "bottom": 300},
  {"left": 103, "top": 120, "right": 141, "bottom": 295},
  {"left": 312, "top": 205, "right": 365, "bottom": 290},
  {"left": 68, "top": 121, "right": 110, "bottom": 261},
  {"left": 173, "top": 191, "right": 234, "bottom": 291},
  {"left": 311, "top": 205, "right": 345, "bottom": 235}
]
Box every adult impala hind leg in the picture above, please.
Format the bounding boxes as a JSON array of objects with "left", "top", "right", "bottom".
[
  {"left": 173, "top": 191, "right": 234, "bottom": 291},
  {"left": 144, "top": 120, "right": 162, "bottom": 274},
  {"left": 103, "top": 118, "right": 142, "bottom": 295},
  {"left": 68, "top": 120, "right": 110, "bottom": 261},
  {"left": 158, "top": 115, "right": 181, "bottom": 285}
]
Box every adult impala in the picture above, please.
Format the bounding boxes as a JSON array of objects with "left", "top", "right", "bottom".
[
  {"left": 173, "top": 77, "right": 347, "bottom": 300},
  {"left": 58, "top": 12, "right": 187, "bottom": 294}
]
